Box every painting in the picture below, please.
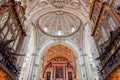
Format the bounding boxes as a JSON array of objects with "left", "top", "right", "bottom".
[{"left": 55, "top": 66, "right": 63, "bottom": 78}]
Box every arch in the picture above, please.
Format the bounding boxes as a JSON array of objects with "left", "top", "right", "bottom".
[
  {"left": 28, "top": 6, "right": 88, "bottom": 24},
  {"left": 39, "top": 41, "right": 81, "bottom": 59},
  {"left": 38, "top": 41, "right": 82, "bottom": 80},
  {"left": 42, "top": 44, "right": 76, "bottom": 68}
]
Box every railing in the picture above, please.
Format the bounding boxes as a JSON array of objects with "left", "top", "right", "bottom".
[
  {"left": 0, "top": 52, "right": 20, "bottom": 77},
  {"left": 95, "top": 29, "right": 120, "bottom": 80},
  {"left": 96, "top": 30, "right": 118, "bottom": 61},
  {"left": 99, "top": 47, "right": 120, "bottom": 80}
]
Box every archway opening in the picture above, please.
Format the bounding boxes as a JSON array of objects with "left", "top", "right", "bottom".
[{"left": 41, "top": 44, "right": 77, "bottom": 80}]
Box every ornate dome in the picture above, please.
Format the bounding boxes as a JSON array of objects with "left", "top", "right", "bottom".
[{"left": 38, "top": 11, "right": 81, "bottom": 37}]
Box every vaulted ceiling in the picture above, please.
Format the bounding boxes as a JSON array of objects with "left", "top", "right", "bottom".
[
  {"left": 20, "top": 0, "right": 92, "bottom": 51},
  {"left": 38, "top": 11, "right": 81, "bottom": 37},
  {"left": 21, "top": 0, "right": 91, "bottom": 38}
]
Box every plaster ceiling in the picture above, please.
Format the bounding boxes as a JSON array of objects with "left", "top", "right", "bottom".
[
  {"left": 22, "top": 0, "right": 90, "bottom": 37},
  {"left": 38, "top": 11, "right": 81, "bottom": 37},
  {"left": 20, "top": 0, "right": 91, "bottom": 58}
]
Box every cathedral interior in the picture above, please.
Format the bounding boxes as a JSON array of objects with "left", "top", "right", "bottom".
[{"left": 0, "top": 0, "right": 120, "bottom": 80}]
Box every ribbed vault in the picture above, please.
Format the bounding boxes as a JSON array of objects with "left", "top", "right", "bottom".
[
  {"left": 38, "top": 11, "right": 81, "bottom": 37},
  {"left": 23, "top": 0, "right": 90, "bottom": 38}
]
